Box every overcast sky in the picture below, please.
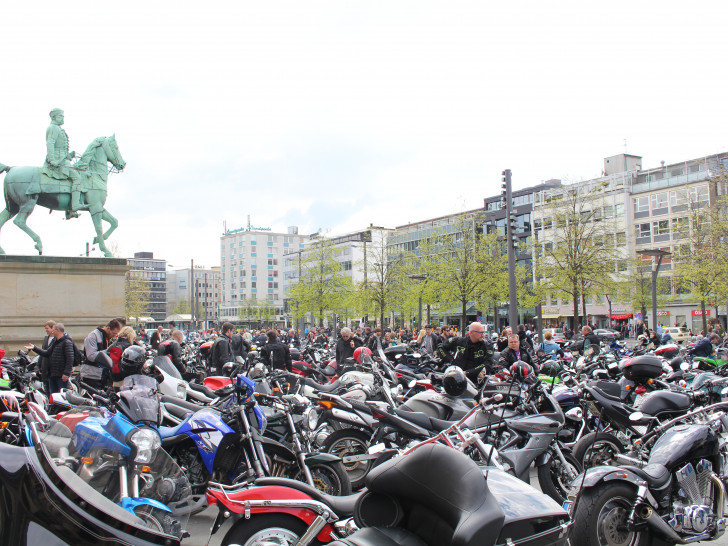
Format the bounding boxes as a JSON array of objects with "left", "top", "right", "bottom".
[{"left": 1, "top": 1, "right": 726, "bottom": 268}]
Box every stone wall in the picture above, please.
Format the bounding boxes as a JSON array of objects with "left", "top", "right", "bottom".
[{"left": 0, "top": 255, "right": 129, "bottom": 352}]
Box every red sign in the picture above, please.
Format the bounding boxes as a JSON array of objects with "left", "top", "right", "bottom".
[
  {"left": 692, "top": 310, "right": 711, "bottom": 316},
  {"left": 656, "top": 311, "right": 670, "bottom": 317}
]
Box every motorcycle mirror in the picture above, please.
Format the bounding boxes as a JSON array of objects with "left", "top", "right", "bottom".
[
  {"left": 408, "top": 379, "right": 417, "bottom": 389},
  {"left": 692, "top": 362, "right": 700, "bottom": 369},
  {"left": 629, "top": 411, "right": 644, "bottom": 422},
  {"left": 680, "top": 362, "right": 691, "bottom": 371}
]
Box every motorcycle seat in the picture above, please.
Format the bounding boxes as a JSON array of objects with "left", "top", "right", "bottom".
[
  {"left": 160, "top": 395, "right": 203, "bottom": 412},
  {"left": 394, "top": 408, "right": 456, "bottom": 432},
  {"left": 253, "top": 477, "right": 363, "bottom": 517},
  {"left": 187, "top": 382, "right": 216, "bottom": 399},
  {"left": 622, "top": 464, "right": 671, "bottom": 490},
  {"left": 328, "top": 527, "right": 427, "bottom": 546},
  {"left": 304, "top": 378, "right": 342, "bottom": 393},
  {"left": 638, "top": 391, "right": 691, "bottom": 416}
]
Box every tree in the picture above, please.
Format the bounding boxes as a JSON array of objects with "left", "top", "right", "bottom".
[
  {"left": 537, "top": 186, "right": 619, "bottom": 327},
  {"left": 360, "top": 230, "right": 408, "bottom": 327},
  {"left": 173, "top": 299, "right": 191, "bottom": 314},
  {"left": 287, "top": 235, "right": 356, "bottom": 325},
  {"left": 125, "top": 273, "right": 151, "bottom": 326}
]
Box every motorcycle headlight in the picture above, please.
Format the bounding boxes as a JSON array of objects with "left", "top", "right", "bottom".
[
  {"left": 303, "top": 407, "right": 319, "bottom": 431},
  {"left": 128, "top": 427, "right": 161, "bottom": 464},
  {"left": 177, "top": 383, "right": 186, "bottom": 399}
]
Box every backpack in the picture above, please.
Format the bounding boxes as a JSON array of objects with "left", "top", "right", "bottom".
[{"left": 71, "top": 341, "right": 83, "bottom": 367}]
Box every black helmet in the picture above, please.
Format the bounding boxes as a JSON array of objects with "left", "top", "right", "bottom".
[
  {"left": 120, "top": 345, "right": 146, "bottom": 375},
  {"left": 442, "top": 365, "right": 467, "bottom": 396}
]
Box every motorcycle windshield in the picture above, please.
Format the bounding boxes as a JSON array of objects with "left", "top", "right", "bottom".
[
  {"left": 154, "top": 355, "right": 183, "bottom": 380},
  {"left": 31, "top": 416, "right": 191, "bottom": 541},
  {"left": 119, "top": 375, "right": 160, "bottom": 424}
]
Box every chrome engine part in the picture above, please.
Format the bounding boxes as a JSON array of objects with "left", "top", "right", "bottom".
[{"left": 670, "top": 460, "right": 720, "bottom": 534}]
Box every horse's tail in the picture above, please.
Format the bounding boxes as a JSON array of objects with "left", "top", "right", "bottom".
[{"left": 1, "top": 164, "right": 19, "bottom": 216}]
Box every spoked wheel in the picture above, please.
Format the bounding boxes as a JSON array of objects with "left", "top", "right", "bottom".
[
  {"left": 296, "top": 461, "right": 352, "bottom": 496},
  {"left": 537, "top": 450, "right": 582, "bottom": 505},
  {"left": 572, "top": 483, "right": 664, "bottom": 546},
  {"left": 573, "top": 432, "right": 625, "bottom": 469},
  {"left": 221, "top": 513, "right": 316, "bottom": 546},
  {"left": 322, "top": 428, "right": 372, "bottom": 489}
]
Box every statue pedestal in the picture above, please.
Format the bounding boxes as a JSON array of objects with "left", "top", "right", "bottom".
[{"left": 0, "top": 255, "right": 129, "bottom": 352}]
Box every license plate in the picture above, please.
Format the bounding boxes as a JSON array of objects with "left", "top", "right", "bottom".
[{"left": 562, "top": 501, "right": 572, "bottom": 512}]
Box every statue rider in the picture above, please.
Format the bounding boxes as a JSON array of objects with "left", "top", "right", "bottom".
[{"left": 42, "top": 108, "right": 82, "bottom": 219}]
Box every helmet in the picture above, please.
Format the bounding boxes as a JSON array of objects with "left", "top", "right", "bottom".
[
  {"left": 637, "top": 334, "right": 648, "bottom": 344},
  {"left": 511, "top": 361, "right": 533, "bottom": 382},
  {"left": 120, "top": 345, "right": 146, "bottom": 375},
  {"left": 442, "top": 366, "right": 467, "bottom": 396},
  {"left": 353, "top": 347, "right": 373, "bottom": 364}
]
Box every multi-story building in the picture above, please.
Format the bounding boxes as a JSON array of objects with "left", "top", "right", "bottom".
[
  {"left": 218, "top": 224, "right": 307, "bottom": 325},
  {"left": 127, "top": 252, "right": 167, "bottom": 323},
  {"left": 167, "top": 266, "right": 221, "bottom": 328},
  {"left": 532, "top": 152, "right": 728, "bottom": 331},
  {"left": 283, "top": 226, "right": 392, "bottom": 326}
]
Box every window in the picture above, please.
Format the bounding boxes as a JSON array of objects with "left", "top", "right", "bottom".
[
  {"left": 251, "top": 282, "right": 256, "bottom": 288},
  {"left": 671, "top": 217, "right": 689, "bottom": 239},
  {"left": 670, "top": 189, "right": 688, "bottom": 209},
  {"left": 633, "top": 196, "right": 649, "bottom": 217},
  {"left": 637, "top": 223, "right": 651, "bottom": 241},
  {"left": 342, "top": 261, "right": 352, "bottom": 271},
  {"left": 616, "top": 232, "right": 626, "bottom": 246},
  {"left": 603, "top": 205, "right": 614, "bottom": 219},
  {"left": 689, "top": 185, "right": 709, "bottom": 205},
  {"left": 615, "top": 203, "right": 624, "bottom": 216},
  {"left": 653, "top": 220, "right": 669, "bottom": 237},
  {"left": 651, "top": 192, "right": 668, "bottom": 213}
]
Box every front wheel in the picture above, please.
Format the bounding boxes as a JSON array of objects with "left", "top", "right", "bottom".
[
  {"left": 134, "top": 505, "right": 182, "bottom": 538},
  {"left": 297, "top": 461, "right": 352, "bottom": 496},
  {"left": 573, "top": 432, "right": 625, "bottom": 469},
  {"left": 322, "top": 428, "right": 372, "bottom": 489},
  {"left": 537, "top": 449, "right": 582, "bottom": 505},
  {"left": 572, "top": 483, "right": 670, "bottom": 546},
  {"left": 220, "top": 513, "right": 317, "bottom": 546}
]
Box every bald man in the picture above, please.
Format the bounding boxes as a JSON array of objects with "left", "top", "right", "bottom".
[{"left": 438, "top": 322, "right": 495, "bottom": 381}]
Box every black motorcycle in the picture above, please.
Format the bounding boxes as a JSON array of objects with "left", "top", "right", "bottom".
[{"left": 570, "top": 401, "right": 728, "bottom": 545}]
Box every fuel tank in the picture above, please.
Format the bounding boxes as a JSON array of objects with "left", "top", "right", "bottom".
[{"left": 649, "top": 424, "right": 718, "bottom": 469}]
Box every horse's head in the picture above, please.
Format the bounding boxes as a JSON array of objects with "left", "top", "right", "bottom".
[{"left": 102, "top": 134, "right": 126, "bottom": 172}]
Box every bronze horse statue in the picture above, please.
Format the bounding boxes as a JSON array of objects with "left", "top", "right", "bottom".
[{"left": 0, "top": 135, "right": 125, "bottom": 257}]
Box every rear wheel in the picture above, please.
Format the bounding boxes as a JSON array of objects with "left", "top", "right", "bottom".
[
  {"left": 573, "top": 432, "right": 625, "bottom": 469},
  {"left": 297, "top": 461, "right": 352, "bottom": 496},
  {"left": 221, "top": 513, "right": 319, "bottom": 546},
  {"left": 322, "top": 428, "right": 372, "bottom": 489},
  {"left": 571, "top": 483, "right": 670, "bottom": 546}
]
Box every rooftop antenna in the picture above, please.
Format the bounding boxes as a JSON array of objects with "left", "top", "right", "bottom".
[
  {"left": 247, "top": 215, "right": 251, "bottom": 230},
  {"left": 623, "top": 138, "right": 627, "bottom": 152}
]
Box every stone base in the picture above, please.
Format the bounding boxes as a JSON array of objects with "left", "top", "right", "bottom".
[{"left": 0, "top": 255, "right": 129, "bottom": 352}]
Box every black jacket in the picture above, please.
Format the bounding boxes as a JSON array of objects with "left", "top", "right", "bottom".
[
  {"left": 498, "top": 346, "right": 535, "bottom": 371},
  {"left": 33, "top": 335, "right": 74, "bottom": 377},
  {"left": 261, "top": 341, "right": 292, "bottom": 372},
  {"left": 438, "top": 336, "right": 495, "bottom": 376},
  {"left": 158, "top": 339, "right": 185, "bottom": 376},
  {"left": 231, "top": 334, "right": 251, "bottom": 359},
  {"left": 210, "top": 335, "right": 234, "bottom": 369},
  {"left": 336, "top": 336, "right": 363, "bottom": 364},
  {"left": 39, "top": 334, "right": 53, "bottom": 381}
]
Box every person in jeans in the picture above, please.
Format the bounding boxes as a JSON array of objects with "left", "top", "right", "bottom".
[{"left": 25, "top": 323, "right": 74, "bottom": 393}]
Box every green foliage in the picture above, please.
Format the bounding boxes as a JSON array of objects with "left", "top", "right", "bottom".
[
  {"left": 288, "top": 235, "right": 357, "bottom": 324},
  {"left": 125, "top": 273, "right": 151, "bottom": 325},
  {"left": 173, "top": 298, "right": 191, "bottom": 314}
]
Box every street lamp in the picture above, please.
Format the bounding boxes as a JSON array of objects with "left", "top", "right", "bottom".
[
  {"left": 636, "top": 249, "right": 671, "bottom": 330},
  {"left": 605, "top": 294, "right": 612, "bottom": 330}
]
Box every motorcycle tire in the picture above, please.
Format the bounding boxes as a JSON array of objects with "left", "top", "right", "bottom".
[
  {"left": 572, "top": 482, "right": 673, "bottom": 546},
  {"left": 297, "top": 461, "right": 352, "bottom": 497},
  {"left": 220, "top": 513, "right": 313, "bottom": 546},
  {"left": 573, "top": 432, "right": 625, "bottom": 469},
  {"left": 537, "top": 450, "right": 582, "bottom": 505},
  {"left": 134, "top": 505, "right": 182, "bottom": 538},
  {"left": 322, "top": 428, "right": 372, "bottom": 490}
]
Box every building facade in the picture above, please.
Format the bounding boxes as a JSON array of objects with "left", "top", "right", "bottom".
[
  {"left": 167, "top": 266, "right": 221, "bottom": 328},
  {"left": 218, "top": 225, "right": 307, "bottom": 326},
  {"left": 127, "top": 252, "right": 167, "bottom": 323}
]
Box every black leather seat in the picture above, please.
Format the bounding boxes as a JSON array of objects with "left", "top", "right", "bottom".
[
  {"left": 188, "top": 382, "right": 216, "bottom": 399},
  {"left": 253, "top": 477, "right": 363, "bottom": 517},
  {"left": 328, "top": 443, "right": 506, "bottom": 546},
  {"left": 623, "top": 464, "right": 671, "bottom": 490},
  {"left": 639, "top": 391, "right": 691, "bottom": 416},
  {"left": 394, "top": 408, "right": 456, "bottom": 432}
]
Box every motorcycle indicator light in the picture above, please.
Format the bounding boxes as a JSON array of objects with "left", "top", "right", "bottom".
[
  {"left": 625, "top": 384, "right": 632, "bottom": 391},
  {"left": 80, "top": 457, "right": 93, "bottom": 465},
  {"left": 0, "top": 422, "right": 7, "bottom": 429},
  {"left": 141, "top": 466, "right": 151, "bottom": 472},
  {"left": 319, "top": 400, "right": 336, "bottom": 409},
  {"left": 647, "top": 378, "right": 654, "bottom": 385}
]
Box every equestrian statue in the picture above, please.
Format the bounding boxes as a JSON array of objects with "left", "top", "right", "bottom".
[{"left": 0, "top": 108, "right": 125, "bottom": 257}]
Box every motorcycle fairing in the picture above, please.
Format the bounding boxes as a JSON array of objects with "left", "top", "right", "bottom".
[
  {"left": 166, "top": 409, "right": 234, "bottom": 473},
  {"left": 73, "top": 416, "right": 133, "bottom": 457},
  {"left": 572, "top": 465, "right": 647, "bottom": 490},
  {"left": 120, "top": 496, "right": 173, "bottom": 515}
]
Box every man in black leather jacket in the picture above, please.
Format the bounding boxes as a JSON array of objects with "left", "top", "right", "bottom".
[
  {"left": 497, "top": 334, "right": 536, "bottom": 371},
  {"left": 231, "top": 331, "right": 251, "bottom": 361},
  {"left": 157, "top": 329, "right": 186, "bottom": 376},
  {"left": 210, "top": 322, "right": 235, "bottom": 371},
  {"left": 261, "top": 330, "right": 292, "bottom": 372},
  {"left": 437, "top": 322, "right": 495, "bottom": 381}
]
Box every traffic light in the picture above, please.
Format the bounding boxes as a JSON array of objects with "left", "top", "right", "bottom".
[{"left": 501, "top": 171, "right": 507, "bottom": 207}]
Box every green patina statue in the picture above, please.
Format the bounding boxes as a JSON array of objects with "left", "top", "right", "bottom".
[{"left": 0, "top": 109, "right": 126, "bottom": 257}]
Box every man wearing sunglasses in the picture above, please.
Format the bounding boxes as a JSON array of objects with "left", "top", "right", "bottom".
[{"left": 437, "top": 322, "right": 495, "bottom": 382}]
